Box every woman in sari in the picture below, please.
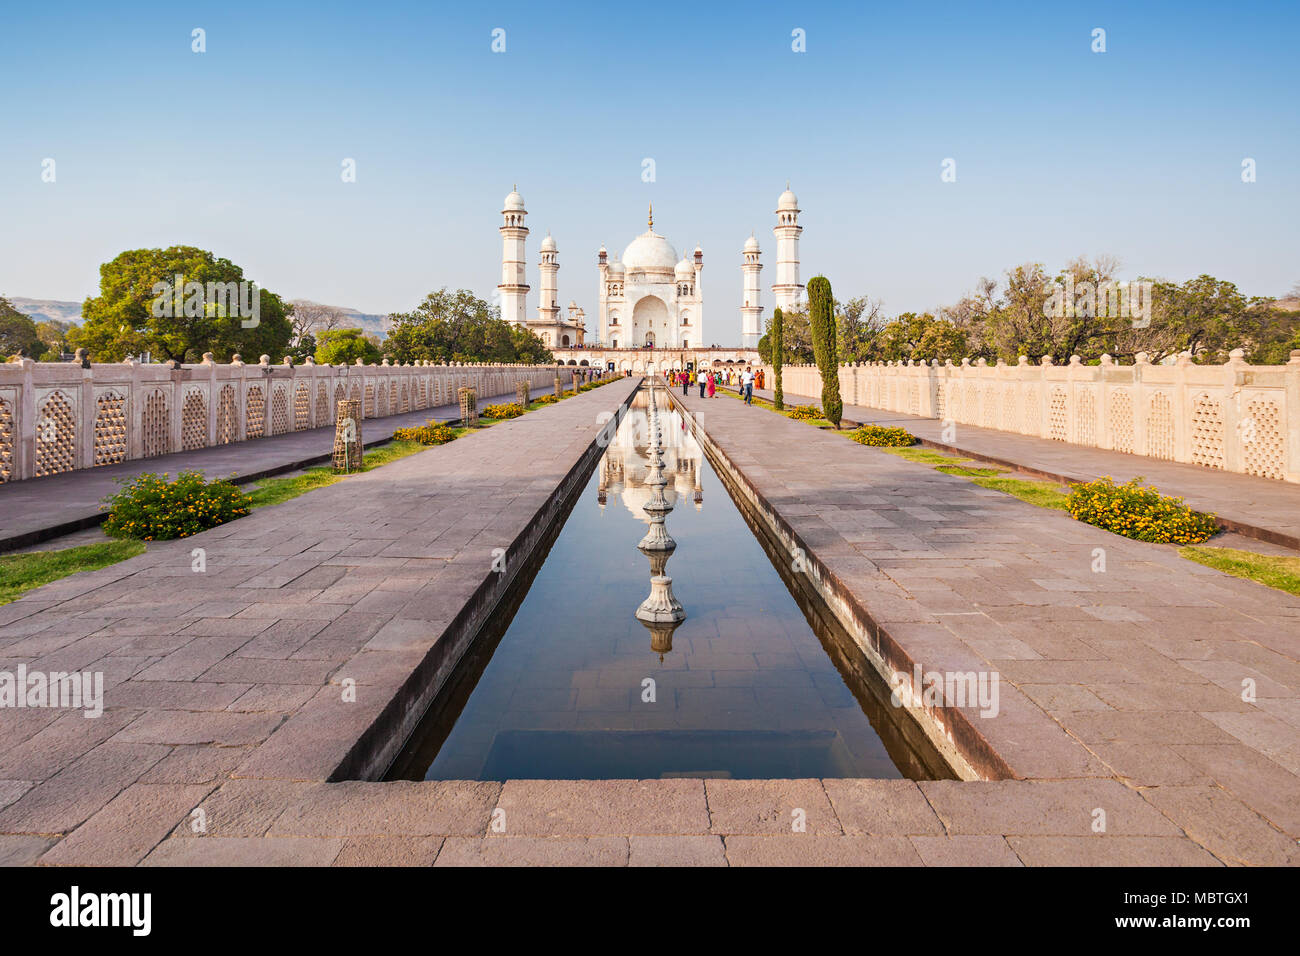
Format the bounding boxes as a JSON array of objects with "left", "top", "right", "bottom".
[{"left": 706, "top": 371, "right": 716, "bottom": 398}]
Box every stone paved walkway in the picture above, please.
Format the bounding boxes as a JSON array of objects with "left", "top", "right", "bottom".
[
  {"left": 0, "top": 383, "right": 555, "bottom": 552},
  {"left": 728, "top": 384, "right": 1300, "bottom": 549},
  {"left": 670, "top": 386, "right": 1299, "bottom": 865},
  {"left": 0, "top": 380, "right": 639, "bottom": 866},
  {"left": 2, "top": 377, "right": 1295, "bottom": 866}
]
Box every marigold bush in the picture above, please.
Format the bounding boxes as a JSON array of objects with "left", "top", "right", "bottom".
[
  {"left": 482, "top": 403, "right": 524, "bottom": 419},
  {"left": 102, "top": 470, "right": 251, "bottom": 541},
  {"left": 391, "top": 421, "right": 457, "bottom": 445},
  {"left": 848, "top": 425, "right": 919, "bottom": 447},
  {"left": 533, "top": 394, "right": 560, "bottom": 405},
  {"left": 788, "top": 404, "right": 823, "bottom": 420},
  {"left": 1067, "top": 476, "right": 1219, "bottom": 544}
]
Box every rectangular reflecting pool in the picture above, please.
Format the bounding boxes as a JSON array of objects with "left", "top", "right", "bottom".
[{"left": 386, "top": 384, "right": 953, "bottom": 781}]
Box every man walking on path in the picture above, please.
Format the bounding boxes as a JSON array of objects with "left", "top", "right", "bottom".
[
  {"left": 742, "top": 366, "right": 755, "bottom": 405},
  {"left": 697, "top": 368, "right": 708, "bottom": 397},
  {"left": 681, "top": 370, "right": 689, "bottom": 396}
]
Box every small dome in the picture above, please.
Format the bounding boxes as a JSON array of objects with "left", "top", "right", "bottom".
[
  {"left": 608, "top": 258, "right": 626, "bottom": 275},
  {"left": 776, "top": 185, "right": 798, "bottom": 210},
  {"left": 504, "top": 187, "right": 525, "bottom": 210},
  {"left": 622, "top": 230, "right": 679, "bottom": 273},
  {"left": 743, "top": 234, "right": 760, "bottom": 253},
  {"left": 675, "top": 257, "right": 695, "bottom": 279},
  {"left": 540, "top": 233, "right": 557, "bottom": 252}
]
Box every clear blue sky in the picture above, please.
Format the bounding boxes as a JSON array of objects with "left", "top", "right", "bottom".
[{"left": 2, "top": 0, "right": 1296, "bottom": 342}]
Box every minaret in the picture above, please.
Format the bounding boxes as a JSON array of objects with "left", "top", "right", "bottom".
[
  {"left": 498, "top": 185, "right": 529, "bottom": 326},
  {"left": 538, "top": 232, "right": 559, "bottom": 327},
  {"left": 741, "top": 232, "right": 763, "bottom": 349},
  {"left": 772, "top": 182, "right": 803, "bottom": 312},
  {"left": 693, "top": 242, "right": 704, "bottom": 345}
]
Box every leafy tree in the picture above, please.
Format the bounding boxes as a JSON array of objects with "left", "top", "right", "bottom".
[
  {"left": 287, "top": 332, "right": 317, "bottom": 364},
  {"left": 315, "top": 327, "right": 382, "bottom": 366},
  {"left": 807, "top": 276, "right": 842, "bottom": 426},
  {"left": 385, "top": 288, "right": 552, "bottom": 364},
  {"left": 875, "top": 312, "right": 969, "bottom": 364},
  {"left": 0, "top": 297, "right": 42, "bottom": 358},
  {"left": 836, "top": 295, "right": 886, "bottom": 362},
  {"left": 289, "top": 300, "right": 348, "bottom": 343},
  {"left": 70, "top": 246, "right": 292, "bottom": 362},
  {"left": 757, "top": 308, "right": 813, "bottom": 364},
  {"left": 1132, "top": 275, "right": 1261, "bottom": 364},
  {"left": 771, "top": 307, "right": 785, "bottom": 410},
  {"left": 35, "top": 319, "right": 73, "bottom": 359}
]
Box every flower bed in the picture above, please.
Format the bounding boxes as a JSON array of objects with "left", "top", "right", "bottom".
[
  {"left": 102, "top": 470, "right": 251, "bottom": 540},
  {"left": 1067, "top": 476, "right": 1219, "bottom": 544},
  {"left": 391, "top": 421, "right": 457, "bottom": 445},
  {"left": 847, "top": 425, "right": 919, "bottom": 447}
]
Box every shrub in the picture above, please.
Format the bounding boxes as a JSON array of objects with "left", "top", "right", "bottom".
[
  {"left": 848, "top": 425, "right": 918, "bottom": 447},
  {"left": 807, "top": 275, "right": 842, "bottom": 426},
  {"left": 788, "top": 404, "right": 823, "bottom": 421},
  {"left": 772, "top": 307, "right": 785, "bottom": 411},
  {"left": 533, "top": 393, "right": 560, "bottom": 405},
  {"left": 482, "top": 402, "right": 524, "bottom": 419},
  {"left": 391, "top": 421, "right": 457, "bottom": 445},
  {"left": 102, "top": 470, "right": 251, "bottom": 540},
  {"left": 1067, "top": 476, "right": 1219, "bottom": 544}
]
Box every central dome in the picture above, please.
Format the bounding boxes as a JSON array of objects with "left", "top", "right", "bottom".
[{"left": 621, "top": 230, "right": 679, "bottom": 273}]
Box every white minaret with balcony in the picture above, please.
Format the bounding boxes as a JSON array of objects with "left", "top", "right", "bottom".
[
  {"left": 740, "top": 233, "right": 763, "bottom": 349},
  {"left": 772, "top": 182, "right": 803, "bottom": 313},
  {"left": 538, "top": 233, "right": 560, "bottom": 325},
  {"left": 498, "top": 186, "right": 529, "bottom": 325}
]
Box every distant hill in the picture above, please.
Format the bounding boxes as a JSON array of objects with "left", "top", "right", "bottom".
[
  {"left": 5, "top": 297, "right": 391, "bottom": 337},
  {"left": 8, "top": 297, "right": 85, "bottom": 326}
]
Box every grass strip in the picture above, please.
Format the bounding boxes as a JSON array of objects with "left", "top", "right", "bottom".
[
  {"left": 0, "top": 540, "right": 146, "bottom": 605},
  {"left": 1180, "top": 546, "right": 1300, "bottom": 597},
  {"left": 245, "top": 439, "right": 426, "bottom": 509}
]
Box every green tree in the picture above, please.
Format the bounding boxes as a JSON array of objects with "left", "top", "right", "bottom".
[
  {"left": 771, "top": 307, "right": 785, "bottom": 410},
  {"left": 836, "top": 295, "right": 885, "bottom": 362},
  {"left": 385, "top": 288, "right": 553, "bottom": 364},
  {"left": 35, "top": 319, "right": 73, "bottom": 360},
  {"left": 70, "top": 246, "right": 292, "bottom": 362},
  {"left": 0, "top": 297, "right": 42, "bottom": 358},
  {"left": 807, "top": 276, "right": 842, "bottom": 426},
  {"left": 757, "top": 308, "right": 813, "bottom": 364},
  {"left": 315, "top": 327, "right": 382, "bottom": 366},
  {"left": 876, "top": 312, "right": 968, "bottom": 363}
]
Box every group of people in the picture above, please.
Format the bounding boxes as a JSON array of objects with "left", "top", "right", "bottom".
[{"left": 670, "top": 366, "right": 762, "bottom": 405}]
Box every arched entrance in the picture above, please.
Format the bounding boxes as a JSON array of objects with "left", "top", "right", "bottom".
[{"left": 632, "top": 295, "right": 668, "bottom": 347}]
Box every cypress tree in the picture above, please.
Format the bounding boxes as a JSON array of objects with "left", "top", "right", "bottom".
[
  {"left": 807, "top": 276, "right": 842, "bottom": 426},
  {"left": 771, "top": 308, "right": 785, "bottom": 411}
]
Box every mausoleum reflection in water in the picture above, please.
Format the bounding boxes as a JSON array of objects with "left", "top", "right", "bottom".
[{"left": 387, "top": 384, "right": 950, "bottom": 781}]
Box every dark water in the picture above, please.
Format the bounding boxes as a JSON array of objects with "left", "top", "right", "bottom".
[{"left": 387, "top": 385, "right": 951, "bottom": 781}]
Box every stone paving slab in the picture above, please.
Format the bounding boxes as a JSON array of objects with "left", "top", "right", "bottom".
[
  {"left": 90, "top": 775, "right": 1247, "bottom": 867},
  {"left": 731, "top": 384, "right": 1300, "bottom": 548},
  {"left": 0, "top": 382, "right": 556, "bottom": 551}
]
